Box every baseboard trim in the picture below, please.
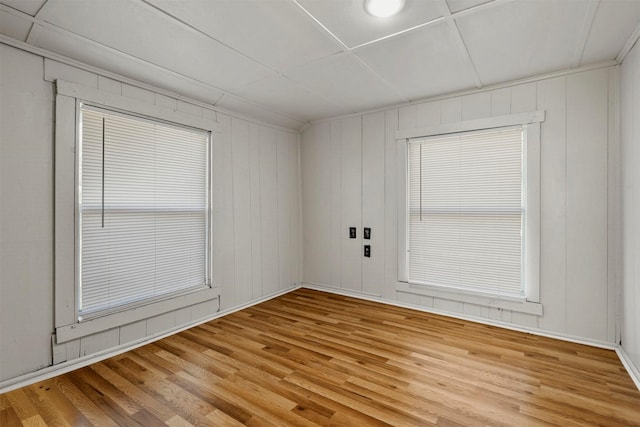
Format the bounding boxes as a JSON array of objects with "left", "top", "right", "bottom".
[
  {"left": 302, "top": 282, "right": 618, "bottom": 350},
  {"left": 0, "top": 285, "right": 300, "bottom": 394},
  {"left": 616, "top": 346, "right": 640, "bottom": 392}
]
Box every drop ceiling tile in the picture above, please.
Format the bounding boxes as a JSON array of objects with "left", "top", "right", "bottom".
[
  {"left": 296, "top": 0, "right": 449, "bottom": 48},
  {"left": 39, "top": 0, "right": 271, "bottom": 91},
  {"left": 30, "top": 24, "right": 224, "bottom": 105},
  {"left": 446, "top": 0, "right": 493, "bottom": 13},
  {"left": 285, "top": 52, "right": 406, "bottom": 113},
  {"left": 1, "top": 0, "right": 46, "bottom": 16},
  {"left": 216, "top": 94, "right": 305, "bottom": 130},
  {"left": 145, "top": 0, "right": 341, "bottom": 72},
  {"left": 355, "top": 22, "right": 477, "bottom": 101},
  {"left": 581, "top": 0, "right": 640, "bottom": 64},
  {"left": 233, "top": 75, "right": 345, "bottom": 122},
  {"left": 456, "top": 0, "right": 589, "bottom": 85},
  {"left": 0, "top": 8, "right": 32, "bottom": 41}
]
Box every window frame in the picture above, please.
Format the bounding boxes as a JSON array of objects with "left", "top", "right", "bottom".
[
  {"left": 76, "top": 102, "right": 212, "bottom": 320},
  {"left": 396, "top": 111, "right": 543, "bottom": 314},
  {"left": 54, "top": 80, "right": 221, "bottom": 343}
]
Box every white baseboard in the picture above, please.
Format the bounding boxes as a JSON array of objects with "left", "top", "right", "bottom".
[
  {"left": 0, "top": 285, "right": 300, "bottom": 394},
  {"left": 616, "top": 346, "right": 640, "bottom": 392}
]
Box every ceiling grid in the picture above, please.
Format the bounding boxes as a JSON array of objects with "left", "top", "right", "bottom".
[{"left": 0, "top": 0, "right": 639, "bottom": 130}]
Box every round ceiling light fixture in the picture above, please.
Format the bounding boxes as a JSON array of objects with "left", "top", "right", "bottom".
[{"left": 364, "top": 0, "right": 406, "bottom": 17}]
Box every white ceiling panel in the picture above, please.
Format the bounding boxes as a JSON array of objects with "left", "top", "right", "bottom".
[
  {"left": 3, "top": 0, "right": 640, "bottom": 129},
  {"left": 456, "top": 0, "right": 590, "bottom": 85},
  {"left": 355, "top": 22, "right": 477, "bottom": 101},
  {"left": 216, "top": 94, "right": 305, "bottom": 130},
  {"left": 1, "top": 0, "right": 46, "bottom": 16},
  {"left": 285, "top": 52, "right": 406, "bottom": 113},
  {"left": 0, "top": 8, "right": 32, "bottom": 41},
  {"left": 38, "top": 0, "right": 271, "bottom": 91},
  {"left": 233, "top": 75, "right": 346, "bottom": 122},
  {"left": 145, "top": 0, "right": 341, "bottom": 72},
  {"left": 446, "top": 0, "right": 493, "bottom": 13},
  {"left": 581, "top": 0, "right": 640, "bottom": 65},
  {"left": 296, "top": 0, "right": 449, "bottom": 48},
  {"left": 29, "top": 24, "right": 225, "bottom": 105}
]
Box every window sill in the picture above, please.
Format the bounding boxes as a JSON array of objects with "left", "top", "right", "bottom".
[
  {"left": 396, "top": 282, "right": 543, "bottom": 316},
  {"left": 55, "top": 286, "right": 221, "bottom": 343}
]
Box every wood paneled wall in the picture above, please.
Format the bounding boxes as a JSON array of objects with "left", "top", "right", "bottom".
[
  {"left": 301, "top": 66, "right": 618, "bottom": 345},
  {"left": 620, "top": 40, "right": 640, "bottom": 381},
  {"left": 0, "top": 44, "right": 301, "bottom": 385}
]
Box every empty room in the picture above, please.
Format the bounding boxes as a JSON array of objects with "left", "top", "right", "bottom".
[{"left": 1, "top": 0, "right": 640, "bottom": 425}]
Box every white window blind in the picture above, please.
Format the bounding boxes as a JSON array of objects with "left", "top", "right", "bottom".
[
  {"left": 407, "top": 126, "right": 524, "bottom": 298},
  {"left": 79, "top": 105, "right": 210, "bottom": 317}
]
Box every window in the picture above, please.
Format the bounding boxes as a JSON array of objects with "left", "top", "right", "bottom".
[
  {"left": 407, "top": 127, "right": 524, "bottom": 298},
  {"left": 54, "top": 80, "right": 221, "bottom": 343},
  {"left": 396, "top": 112, "right": 542, "bottom": 308},
  {"left": 78, "top": 104, "right": 211, "bottom": 318}
]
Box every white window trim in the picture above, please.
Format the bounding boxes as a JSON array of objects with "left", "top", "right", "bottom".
[
  {"left": 54, "top": 80, "right": 222, "bottom": 343},
  {"left": 395, "top": 111, "right": 543, "bottom": 315}
]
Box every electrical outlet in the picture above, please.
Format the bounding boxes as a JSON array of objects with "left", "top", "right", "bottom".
[
  {"left": 364, "top": 245, "right": 371, "bottom": 257},
  {"left": 364, "top": 227, "right": 371, "bottom": 240},
  {"left": 349, "top": 227, "right": 356, "bottom": 239}
]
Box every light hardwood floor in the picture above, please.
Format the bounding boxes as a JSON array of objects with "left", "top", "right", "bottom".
[{"left": 1, "top": 288, "right": 639, "bottom": 426}]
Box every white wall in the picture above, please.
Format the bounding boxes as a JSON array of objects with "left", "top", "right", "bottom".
[
  {"left": 620, "top": 41, "right": 640, "bottom": 378},
  {"left": 0, "top": 43, "right": 301, "bottom": 384},
  {"left": 301, "top": 66, "right": 619, "bottom": 344}
]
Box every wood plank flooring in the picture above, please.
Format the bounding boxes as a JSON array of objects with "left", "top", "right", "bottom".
[{"left": 1, "top": 288, "right": 639, "bottom": 426}]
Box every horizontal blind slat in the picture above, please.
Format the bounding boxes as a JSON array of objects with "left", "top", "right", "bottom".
[
  {"left": 408, "top": 126, "right": 524, "bottom": 297},
  {"left": 80, "top": 107, "right": 209, "bottom": 316}
]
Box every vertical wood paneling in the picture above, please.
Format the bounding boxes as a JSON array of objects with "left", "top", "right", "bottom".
[
  {"left": 146, "top": 312, "right": 175, "bottom": 335},
  {"left": 119, "top": 320, "right": 146, "bottom": 344},
  {"left": 362, "top": 112, "right": 386, "bottom": 296},
  {"left": 330, "top": 121, "right": 342, "bottom": 288},
  {"left": 259, "top": 127, "right": 280, "bottom": 295},
  {"left": 340, "top": 116, "right": 362, "bottom": 291},
  {"left": 511, "top": 82, "right": 537, "bottom": 114},
  {"left": 416, "top": 101, "right": 440, "bottom": 127},
  {"left": 231, "top": 118, "right": 253, "bottom": 305},
  {"left": 631, "top": 46, "right": 640, "bottom": 365},
  {"left": 440, "top": 97, "right": 462, "bottom": 123},
  {"left": 620, "top": 48, "right": 634, "bottom": 352},
  {"left": 491, "top": 88, "right": 511, "bottom": 116},
  {"left": 79, "top": 329, "right": 119, "bottom": 357},
  {"left": 537, "top": 76, "right": 568, "bottom": 334},
  {"left": 277, "top": 131, "right": 292, "bottom": 289},
  {"left": 398, "top": 105, "right": 417, "bottom": 129},
  {"left": 621, "top": 44, "right": 640, "bottom": 366},
  {"left": 608, "top": 67, "right": 621, "bottom": 343},
  {"left": 635, "top": 53, "right": 640, "bottom": 367},
  {"left": 213, "top": 114, "right": 235, "bottom": 309},
  {"left": 54, "top": 94, "right": 76, "bottom": 329},
  {"left": 300, "top": 68, "right": 617, "bottom": 345},
  {"left": 97, "top": 76, "right": 121, "bottom": 95},
  {"left": 1, "top": 45, "right": 305, "bottom": 385},
  {"left": 383, "top": 110, "right": 399, "bottom": 301},
  {"left": 301, "top": 123, "right": 333, "bottom": 286},
  {"left": 566, "top": 69, "right": 609, "bottom": 341},
  {"left": 249, "top": 124, "right": 263, "bottom": 299},
  {"left": 1, "top": 46, "right": 55, "bottom": 381},
  {"left": 44, "top": 59, "right": 97, "bottom": 87},
  {"left": 464, "top": 304, "right": 489, "bottom": 318},
  {"left": 461, "top": 92, "right": 491, "bottom": 120},
  {"left": 289, "top": 134, "right": 301, "bottom": 285},
  {"left": 433, "top": 298, "right": 464, "bottom": 313},
  {"left": 121, "top": 83, "right": 155, "bottom": 104}
]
